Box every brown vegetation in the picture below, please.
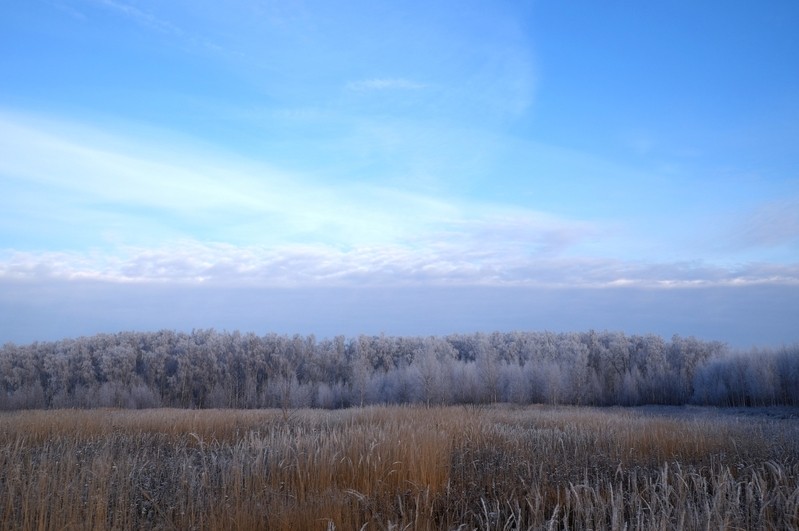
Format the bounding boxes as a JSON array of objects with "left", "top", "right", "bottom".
[{"left": 1, "top": 405, "right": 798, "bottom": 529}]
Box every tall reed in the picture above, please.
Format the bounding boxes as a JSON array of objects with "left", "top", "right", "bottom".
[{"left": 1, "top": 405, "right": 797, "bottom": 529}]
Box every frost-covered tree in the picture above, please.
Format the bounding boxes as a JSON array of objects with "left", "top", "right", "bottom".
[{"left": 5, "top": 328, "right": 794, "bottom": 410}]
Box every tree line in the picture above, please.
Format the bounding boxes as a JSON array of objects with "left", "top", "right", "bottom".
[{"left": 1, "top": 329, "right": 797, "bottom": 410}]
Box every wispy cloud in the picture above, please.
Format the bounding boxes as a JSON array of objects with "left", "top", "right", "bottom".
[
  {"left": 0, "top": 112, "right": 470, "bottom": 248},
  {"left": 51, "top": 1, "right": 88, "bottom": 21},
  {"left": 430, "top": 209, "right": 596, "bottom": 255},
  {"left": 92, "top": 0, "right": 184, "bottom": 37},
  {"left": 346, "top": 78, "right": 428, "bottom": 91},
  {"left": 85, "top": 0, "right": 224, "bottom": 55},
  {"left": 730, "top": 198, "right": 799, "bottom": 249},
  {"left": 0, "top": 111, "right": 596, "bottom": 271}
]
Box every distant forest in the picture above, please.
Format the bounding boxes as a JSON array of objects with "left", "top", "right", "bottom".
[{"left": 1, "top": 330, "right": 797, "bottom": 410}]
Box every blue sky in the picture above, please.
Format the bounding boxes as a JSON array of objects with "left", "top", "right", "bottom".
[{"left": 1, "top": 0, "right": 798, "bottom": 346}]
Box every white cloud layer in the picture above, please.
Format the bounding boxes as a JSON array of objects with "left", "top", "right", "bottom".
[{"left": 2, "top": 243, "right": 797, "bottom": 288}]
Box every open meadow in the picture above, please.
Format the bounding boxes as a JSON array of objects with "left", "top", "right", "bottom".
[{"left": 1, "top": 405, "right": 798, "bottom": 530}]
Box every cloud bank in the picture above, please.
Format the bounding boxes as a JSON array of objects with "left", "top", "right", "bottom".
[{"left": 3, "top": 243, "right": 797, "bottom": 289}]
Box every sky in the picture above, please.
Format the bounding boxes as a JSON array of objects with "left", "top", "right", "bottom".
[{"left": 1, "top": 0, "right": 798, "bottom": 347}]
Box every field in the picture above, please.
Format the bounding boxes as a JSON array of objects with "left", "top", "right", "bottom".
[{"left": 1, "top": 405, "right": 798, "bottom": 530}]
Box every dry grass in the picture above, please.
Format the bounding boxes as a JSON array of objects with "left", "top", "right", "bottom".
[{"left": 1, "top": 405, "right": 797, "bottom": 530}]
